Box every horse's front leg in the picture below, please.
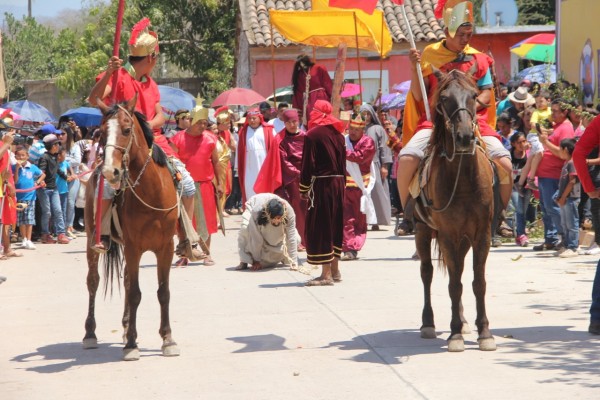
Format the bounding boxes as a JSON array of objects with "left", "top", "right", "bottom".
[
  {"left": 83, "top": 245, "right": 100, "bottom": 349},
  {"left": 156, "top": 239, "right": 180, "bottom": 357},
  {"left": 440, "top": 237, "right": 469, "bottom": 352},
  {"left": 415, "top": 222, "right": 436, "bottom": 339},
  {"left": 122, "top": 249, "right": 142, "bottom": 361},
  {"left": 121, "top": 269, "right": 130, "bottom": 344},
  {"left": 472, "top": 232, "right": 496, "bottom": 351}
]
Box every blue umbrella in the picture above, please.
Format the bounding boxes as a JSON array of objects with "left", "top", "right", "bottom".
[
  {"left": 62, "top": 107, "right": 103, "bottom": 127},
  {"left": 2, "top": 100, "right": 56, "bottom": 123},
  {"left": 515, "top": 64, "right": 556, "bottom": 84},
  {"left": 158, "top": 85, "right": 196, "bottom": 113}
]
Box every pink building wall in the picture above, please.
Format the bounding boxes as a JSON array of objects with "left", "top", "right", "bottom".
[{"left": 251, "top": 30, "right": 554, "bottom": 97}]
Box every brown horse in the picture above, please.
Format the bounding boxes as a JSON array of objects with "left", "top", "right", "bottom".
[
  {"left": 82, "top": 96, "right": 180, "bottom": 360},
  {"left": 414, "top": 69, "right": 498, "bottom": 352}
]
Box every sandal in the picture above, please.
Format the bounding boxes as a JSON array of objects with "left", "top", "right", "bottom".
[
  {"left": 305, "top": 277, "right": 334, "bottom": 286},
  {"left": 236, "top": 262, "right": 248, "bottom": 270},
  {"left": 332, "top": 273, "right": 342, "bottom": 282},
  {"left": 4, "top": 251, "right": 23, "bottom": 258},
  {"left": 203, "top": 257, "right": 215, "bottom": 266},
  {"left": 340, "top": 251, "right": 357, "bottom": 261},
  {"left": 174, "top": 258, "right": 188, "bottom": 267}
]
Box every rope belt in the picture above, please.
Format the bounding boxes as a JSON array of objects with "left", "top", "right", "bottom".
[{"left": 307, "top": 175, "right": 344, "bottom": 209}]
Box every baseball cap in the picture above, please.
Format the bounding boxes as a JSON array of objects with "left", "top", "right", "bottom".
[
  {"left": 42, "top": 134, "right": 59, "bottom": 144},
  {"left": 39, "top": 124, "right": 61, "bottom": 136}
]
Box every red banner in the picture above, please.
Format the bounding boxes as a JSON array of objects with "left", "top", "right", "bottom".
[
  {"left": 328, "top": 0, "right": 378, "bottom": 14},
  {"left": 390, "top": 0, "right": 404, "bottom": 4}
]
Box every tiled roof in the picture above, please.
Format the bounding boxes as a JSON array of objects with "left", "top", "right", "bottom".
[{"left": 240, "top": 0, "right": 445, "bottom": 47}]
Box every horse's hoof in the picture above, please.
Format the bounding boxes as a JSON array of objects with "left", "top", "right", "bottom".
[
  {"left": 123, "top": 347, "right": 140, "bottom": 361},
  {"left": 420, "top": 327, "right": 437, "bottom": 339},
  {"left": 162, "top": 343, "right": 180, "bottom": 357},
  {"left": 478, "top": 337, "right": 497, "bottom": 351},
  {"left": 82, "top": 338, "right": 98, "bottom": 349},
  {"left": 461, "top": 323, "right": 471, "bottom": 335},
  {"left": 448, "top": 339, "right": 465, "bottom": 352}
]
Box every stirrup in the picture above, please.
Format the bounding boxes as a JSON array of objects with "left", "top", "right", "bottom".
[{"left": 91, "top": 236, "right": 110, "bottom": 254}]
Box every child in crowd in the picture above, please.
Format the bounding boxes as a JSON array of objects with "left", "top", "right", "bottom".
[
  {"left": 518, "top": 90, "right": 553, "bottom": 191},
  {"left": 56, "top": 148, "right": 73, "bottom": 232},
  {"left": 13, "top": 146, "right": 45, "bottom": 250},
  {"left": 37, "top": 134, "right": 70, "bottom": 244},
  {"left": 554, "top": 138, "right": 580, "bottom": 258}
]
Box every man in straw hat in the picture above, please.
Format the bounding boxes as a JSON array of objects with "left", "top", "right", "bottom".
[
  {"left": 341, "top": 114, "right": 376, "bottom": 261},
  {"left": 171, "top": 102, "right": 224, "bottom": 266},
  {"left": 299, "top": 100, "right": 346, "bottom": 286},
  {"left": 396, "top": 0, "right": 513, "bottom": 236},
  {"left": 88, "top": 18, "right": 201, "bottom": 261}
]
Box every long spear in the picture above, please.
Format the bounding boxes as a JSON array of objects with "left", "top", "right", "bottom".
[
  {"left": 96, "top": 0, "right": 125, "bottom": 247},
  {"left": 396, "top": 0, "right": 431, "bottom": 121}
]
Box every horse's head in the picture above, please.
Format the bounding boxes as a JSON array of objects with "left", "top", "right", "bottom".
[
  {"left": 97, "top": 95, "right": 138, "bottom": 185},
  {"left": 432, "top": 69, "right": 479, "bottom": 154}
]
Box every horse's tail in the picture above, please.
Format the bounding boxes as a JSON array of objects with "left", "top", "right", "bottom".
[{"left": 102, "top": 239, "right": 124, "bottom": 298}]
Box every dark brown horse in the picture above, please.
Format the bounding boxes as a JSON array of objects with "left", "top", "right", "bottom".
[
  {"left": 414, "top": 69, "right": 498, "bottom": 352},
  {"left": 82, "top": 96, "right": 180, "bottom": 360}
]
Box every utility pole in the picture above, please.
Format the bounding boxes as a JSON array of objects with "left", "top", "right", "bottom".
[
  {"left": 28, "top": 0, "right": 32, "bottom": 18},
  {"left": 484, "top": 0, "right": 489, "bottom": 26}
]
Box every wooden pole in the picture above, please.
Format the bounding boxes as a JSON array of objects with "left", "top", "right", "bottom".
[
  {"left": 376, "top": 10, "right": 385, "bottom": 107},
  {"left": 269, "top": 22, "right": 277, "bottom": 108},
  {"left": 97, "top": 0, "right": 125, "bottom": 247},
  {"left": 353, "top": 12, "right": 363, "bottom": 104},
  {"left": 400, "top": 5, "right": 430, "bottom": 121},
  {"left": 331, "top": 43, "right": 348, "bottom": 118}
]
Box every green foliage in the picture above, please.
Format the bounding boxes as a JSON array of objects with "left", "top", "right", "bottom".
[
  {"left": 515, "top": 0, "right": 556, "bottom": 25},
  {"left": 1, "top": 0, "right": 237, "bottom": 103},
  {"left": 2, "top": 14, "right": 64, "bottom": 100},
  {"left": 135, "top": 0, "right": 238, "bottom": 100}
]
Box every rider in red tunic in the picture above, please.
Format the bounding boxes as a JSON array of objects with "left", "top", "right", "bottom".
[{"left": 88, "top": 18, "right": 198, "bottom": 258}]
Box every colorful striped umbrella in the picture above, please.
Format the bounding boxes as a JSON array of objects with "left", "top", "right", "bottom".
[{"left": 510, "top": 33, "right": 555, "bottom": 63}]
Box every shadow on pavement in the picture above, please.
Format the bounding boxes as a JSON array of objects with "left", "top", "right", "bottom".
[
  {"left": 328, "top": 329, "right": 446, "bottom": 364},
  {"left": 11, "top": 342, "right": 130, "bottom": 373},
  {"left": 492, "top": 325, "right": 600, "bottom": 388},
  {"left": 227, "top": 334, "right": 289, "bottom": 353}
]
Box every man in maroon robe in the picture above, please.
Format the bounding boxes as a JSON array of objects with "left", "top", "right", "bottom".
[
  {"left": 342, "top": 114, "right": 376, "bottom": 261},
  {"left": 276, "top": 109, "right": 307, "bottom": 250},
  {"left": 299, "top": 100, "right": 346, "bottom": 286},
  {"left": 292, "top": 55, "right": 333, "bottom": 126}
]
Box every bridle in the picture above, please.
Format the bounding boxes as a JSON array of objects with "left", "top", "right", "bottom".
[
  {"left": 102, "top": 105, "right": 180, "bottom": 212},
  {"left": 425, "top": 95, "right": 479, "bottom": 213},
  {"left": 435, "top": 100, "right": 478, "bottom": 162}
]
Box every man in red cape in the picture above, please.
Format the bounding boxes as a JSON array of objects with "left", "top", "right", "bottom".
[
  {"left": 238, "top": 109, "right": 280, "bottom": 204},
  {"left": 299, "top": 100, "right": 346, "bottom": 286}
]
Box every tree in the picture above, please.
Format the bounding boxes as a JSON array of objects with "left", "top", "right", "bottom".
[
  {"left": 2, "top": 14, "right": 70, "bottom": 100},
  {"left": 515, "top": 0, "right": 555, "bottom": 25},
  {"left": 135, "top": 0, "right": 238, "bottom": 100}
]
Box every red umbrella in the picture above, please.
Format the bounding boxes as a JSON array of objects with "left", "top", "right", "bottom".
[{"left": 211, "top": 88, "right": 266, "bottom": 107}]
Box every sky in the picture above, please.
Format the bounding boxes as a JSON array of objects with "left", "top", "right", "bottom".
[
  {"left": 0, "top": 0, "right": 103, "bottom": 19},
  {"left": 0, "top": 0, "right": 519, "bottom": 26},
  {"left": 480, "top": 0, "right": 518, "bottom": 26}
]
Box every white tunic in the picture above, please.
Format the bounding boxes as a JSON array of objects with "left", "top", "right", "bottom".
[{"left": 243, "top": 126, "right": 267, "bottom": 200}]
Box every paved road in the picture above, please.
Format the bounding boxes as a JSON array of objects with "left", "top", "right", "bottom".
[{"left": 1, "top": 215, "right": 599, "bottom": 399}]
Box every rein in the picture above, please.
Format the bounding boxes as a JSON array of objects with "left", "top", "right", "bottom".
[
  {"left": 424, "top": 96, "right": 479, "bottom": 213},
  {"left": 435, "top": 103, "right": 477, "bottom": 162},
  {"left": 104, "top": 105, "right": 180, "bottom": 213}
]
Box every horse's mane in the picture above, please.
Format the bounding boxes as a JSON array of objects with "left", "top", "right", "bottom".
[
  {"left": 430, "top": 70, "right": 478, "bottom": 148},
  {"left": 103, "top": 103, "right": 168, "bottom": 167}
]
